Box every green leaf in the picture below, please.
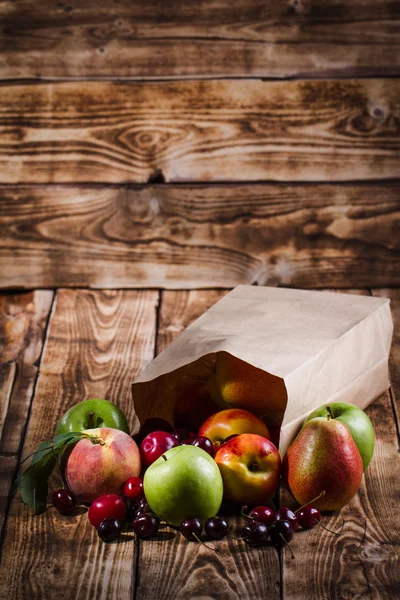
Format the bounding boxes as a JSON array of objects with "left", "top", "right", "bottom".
[{"left": 15, "top": 431, "right": 87, "bottom": 513}]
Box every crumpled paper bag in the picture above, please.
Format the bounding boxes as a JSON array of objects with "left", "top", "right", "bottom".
[{"left": 132, "top": 286, "right": 393, "bottom": 455}]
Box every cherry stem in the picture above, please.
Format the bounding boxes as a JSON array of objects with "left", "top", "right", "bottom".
[
  {"left": 314, "top": 518, "right": 344, "bottom": 536},
  {"left": 192, "top": 533, "right": 218, "bottom": 553},
  {"left": 161, "top": 454, "right": 167, "bottom": 462},
  {"left": 241, "top": 506, "right": 254, "bottom": 520},
  {"left": 280, "top": 533, "right": 295, "bottom": 560},
  {"left": 229, "top": 534, "right": 247, "bottom": 541},
  {"left": 294, "top": 490, "right": 326, "bottom": 513},
  {"left": 327, "top": 406, "right": 334, "bottom": 420}
]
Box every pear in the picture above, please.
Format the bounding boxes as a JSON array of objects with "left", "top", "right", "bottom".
[{"left": 282, "top": 412, "right": 363, "bottom": 511}]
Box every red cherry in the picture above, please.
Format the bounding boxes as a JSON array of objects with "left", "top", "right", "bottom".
[
  {"left": 140, "top": 431, "right": 180, "bottom": 469},
  {"left": 191, "top": 436, "right": 215, "bottom": 458},
  {"left": 123, "top": 477, "right": 144, "bottom": 501},
  {"left": 52, "top": 489, "right": 76, "bottom": 516},
  {"left": 276, "top": 507, "right": 299, "bottom": 532},
  {"left": 298, "top": 506, "right": 321, "bottom": 529},
  {"left": 248, "top": 506, "right": 275, "bottom": 527},
  {"left": 88, "top": 494, "right": 127, "bottom": 529}
]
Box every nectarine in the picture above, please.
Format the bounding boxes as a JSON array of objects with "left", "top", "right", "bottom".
[
  {"left": 65, "top": 428, "right": 141, "bottom": 503},
  {"left": 199, "top": 408, "right": 270, "bottom": 445}
]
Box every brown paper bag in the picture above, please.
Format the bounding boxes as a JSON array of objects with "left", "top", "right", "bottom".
[{"left": 132, "top": 286, "right": 393, "bottom": 455}]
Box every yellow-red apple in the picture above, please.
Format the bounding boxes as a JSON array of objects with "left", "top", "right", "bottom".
[
  {"left": 208, "top": 352, "right": 287, "bottom": 425},
  {"left": 65, "top": 428, "right": 141, "bottom": 503},
  {"left": 214, "top": 433, "right": 281, "bottom": 506},
  {"left": 198, "top": 408, "right": 270, "bottom": 445}
]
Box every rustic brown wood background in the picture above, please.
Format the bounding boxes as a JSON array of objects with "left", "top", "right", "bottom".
[{"left": 0, "top": 1, "right": 399, "bottom": 599}]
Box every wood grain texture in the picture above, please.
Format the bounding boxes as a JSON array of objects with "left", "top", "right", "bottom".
[
  {"left": 372, "top": 289, "right": 400, "bottom": 432},
  {"left": 0, "top": 289, "right": 158, "bottom": 600},
  {"left": 0, "top": 0, "right": 399, "bottom": 79},
  {"left": 1, "top": 79, "right": 399, "bottom": 184},
  {"left": 1, "top": 183, "right": 399, "bottom": 290},
  {"left": 136, "top": 290, "right": 280, "bottom": 600},
  {"left": 282, "top": 290, "right": 400, "bottom": 600},
  {"left": 0, "top": 290, "right": 53, "bottom": 530}
]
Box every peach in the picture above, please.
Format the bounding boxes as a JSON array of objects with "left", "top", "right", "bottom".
[
  {"left": 215, "top": 433, "right": 281, "bottom": 506},
  {"left": 65, "top": 428, "right": 141, "bottom": 503},
  {"left": 208, "top": 352, "right": 287, "bottom": 425},
  {"left": 199, "top": 408, "right": 270, "bottom": 445}
]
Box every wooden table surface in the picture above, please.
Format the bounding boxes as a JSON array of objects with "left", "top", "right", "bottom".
[
  {"left": 0, "top": 287, "right": 398, "bottom": 599},
  {"left": 0, "top": 0, "right": 399, "bottom": 597}
]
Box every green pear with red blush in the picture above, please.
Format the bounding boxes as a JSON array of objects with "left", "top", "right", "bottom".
[
  {"left": 304, "top": 402, "right": 374, "bottom": 471},
  {"left": 282, "top": 408, "right": 363, "bottom": 511}
]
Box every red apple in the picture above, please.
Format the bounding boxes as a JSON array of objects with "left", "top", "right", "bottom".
[
  {"left": 214, "top": 433, "right": 281, "bottom": 506},
  {"left": 65, "top": 428, "right": 141, "bottom": 503},
  {"left": 199, "top": 408, "right": 270, "bottom": 446},
  {"left": 140, "top": 431, "right": 180, "bottom": 469}
]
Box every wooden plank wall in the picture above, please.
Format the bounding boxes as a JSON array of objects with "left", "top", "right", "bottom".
[{"left": 0, "top": 0, "right": 399, "bottom": 290}]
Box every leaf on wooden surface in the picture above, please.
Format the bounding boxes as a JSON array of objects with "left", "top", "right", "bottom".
[{"left": 15, "top": 432, "right": 85, "bottom": 514}]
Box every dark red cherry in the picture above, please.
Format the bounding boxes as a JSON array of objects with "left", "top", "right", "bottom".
[
  {"left": 180, "top": 518, "right": 202, "bottom": 541},
  {"left": 98, "top": 518, "right": 122, "bottom": 542},
  {"left": 276, "top": 507, "right": 299, "bottom": 532},
  {"left": 241, "top": 521, "right": 268, "bottom": 547},
  {"left": 52, "top": 489, "right": 77, "bottom": 516},
  {"left": 192, "top": 436, "right": 215, "bottom": 458},
  {"left": 269, "top": 520, "right": 293, "bottom": 549},
  {"left": 248, "top": 506, "right": 275, "bottom": 527},
  {"left": 298, "top": 506, "right": 322, "bottom": 529},
  {"left": 133, "top": 513, "right": 160, "bottom": 539},
  {"left": 204, "top": 517, "right": 229, "bottom": 540}
]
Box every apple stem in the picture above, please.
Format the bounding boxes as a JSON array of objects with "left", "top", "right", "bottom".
[
  {"left": 88, "top": 412, "right": 95, "bottom": 429},
  {"left": 314, "top": 517, "right": 344, "bottom": 536},
  {"left": 327, "top": 406, "right": 334, "bottom": 420},
  {"left": 192, "top": 533, "right": 218, "bottom": 553},
  {"left": 294, "top": 491, "right": 326, "bottom": 514},
  {"left": 161, "top": 454, "right": 168, "bottom": 462},
  {"left": 280, "top": 533, "right": 295, "bottom": 559}
]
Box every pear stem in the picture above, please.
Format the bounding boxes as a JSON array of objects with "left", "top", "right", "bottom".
[
  {"left": 161, "top": 454, "right": 167, "bottom": 461},
  {"left": 280, "top": 534, "right": 295, "bottom": 559},
  {"left": 327, "top": 406, "right": 334, "bottom": 420},
  {"left": 192, "top": 533, "right": 218, "bottom": 553},
  {"left": 294, "top": 490, "right": 326, "bottom": 513}
]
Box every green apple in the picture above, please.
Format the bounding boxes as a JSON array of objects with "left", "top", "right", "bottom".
[
  {"left": 55, "top": 399, "right": 130, "bottom": 436},
  {"left": 304, "top": 402, "right": 374, "bottom": 471},
  {"left": 143, "top": 445, "right": 223, "bottom": 526}
]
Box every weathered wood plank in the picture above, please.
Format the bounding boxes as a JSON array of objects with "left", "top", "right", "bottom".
[
  {"left": 372, "top": 289, "right": 400, "bottom": 432},
  {"left": 1, "top": 183, "right": 399, "bottom": 290},
  {"left": 136, "top": 290, "right": 280, "bottom": 600},
  {"left": 282, "top": 290, "right": 400, "bottom": 599},
  {"left": 0, "top": 289, "right": 158, "bottom": 600},
  {"left": 1, "top": 79, "right": 399, "bottom": 184},
  {"left": 0, "top": 0, "right": 399, "bottom": 79},
  {"left": 0, "top": 290, "right": 54, "bottom": 531}
]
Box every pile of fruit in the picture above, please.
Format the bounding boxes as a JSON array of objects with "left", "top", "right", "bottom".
[{"left": 17, "top": 354, "right": 375, "bottom": 553}]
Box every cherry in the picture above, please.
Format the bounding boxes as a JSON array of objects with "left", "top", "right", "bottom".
[
  {"left": 192, "top": 436, "right": 215, "bottom": 458},
  {"left": 133, "top": 513, "right": 160, "bottom": 539},
  {"left": 98, "top": 518, "right": 122, "bottom": 542},
  {"left": 52, "top": 489, "right": 77, "bottom": 516},
  {"left": 133, "top": 500, "right": 152, "bottom": 519},
  {"left": 276, "top": 507, "right": 299, "bottom": 532},
  {"left": 124, "top": 477, "right": 144, "bottom": 502},
  {"left": 241, "top": 521, "right": 269, "bottom": 547},
  {"left": 269, "top": 520, "right": 294, "bottom": 554},
  {"left": 245, "top": 505, "right": 275, "bottom": 527},
  {"left": 180, "top": 518, "right": 202, "bottom": 542},
  {"left": 172, "top": 428, "right": 190, "bottom": 443},
  {"left": 140, "top": 431, "right": 180, "bottom": 469},
  {"left": 88, "top": 494, "right": 127, "bottom": 529},
  {"left": 298, "top": 506, "right": 321, "bottom": 529},
  {"left": 204, "top": 517, "right": 229, "bottom": 540}
]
